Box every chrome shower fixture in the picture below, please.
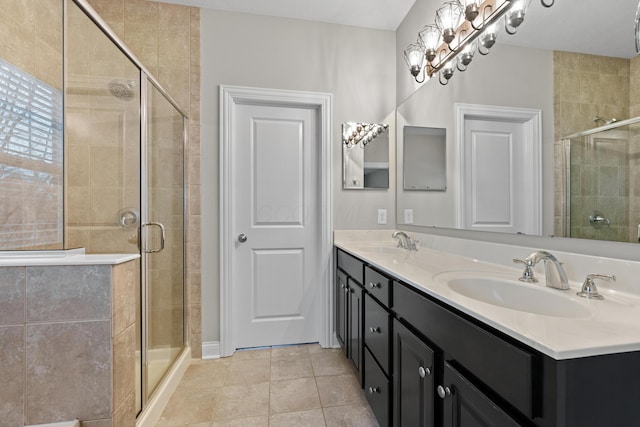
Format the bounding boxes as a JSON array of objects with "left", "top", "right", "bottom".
[
  {"left": 108, "top": 79, "right": 136, "bottom": 101},
  {"left": 593, "top": 116, "right": 618, "bottom": 125}
]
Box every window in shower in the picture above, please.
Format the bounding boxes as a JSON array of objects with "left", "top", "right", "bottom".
[{"left": 0, "top": 58, "right": 63, "bottom": 250}]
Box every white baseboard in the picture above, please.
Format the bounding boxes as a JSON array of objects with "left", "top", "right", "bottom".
[
  {"left": 202, "top": 341, "right": 221, "bottom": 359},
  {"left": 136, "top": 347, "right": 191, "bottom": 427},
  {"left": 330, "top": 333, "right": 341, "bottom": 349}
]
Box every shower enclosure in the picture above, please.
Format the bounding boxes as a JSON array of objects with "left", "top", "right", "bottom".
[
  {"left": 65, "top": 0, "right": 188, "bottom": 414},
  {"left": 561, "top": 116, "right": 640, "bottom": 243},
  {"left": 0, "top": 0, "right": 187, "bottom": 418}
]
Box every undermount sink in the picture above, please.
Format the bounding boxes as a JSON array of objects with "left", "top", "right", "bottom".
[{"left": 444, "top": 276, "right": 591, "bottom": 318}]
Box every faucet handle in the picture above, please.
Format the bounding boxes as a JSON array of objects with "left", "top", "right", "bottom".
[
  {"left": 513, "top": 258, "right": 538, "bottom": 283},
  {"left": 577, "top": 274, "right": 616, "bottom": 300}
]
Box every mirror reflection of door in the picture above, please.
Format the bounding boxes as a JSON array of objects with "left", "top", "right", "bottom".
[{"left": 461, "top": 117, "right": 540, "bottom": 235}]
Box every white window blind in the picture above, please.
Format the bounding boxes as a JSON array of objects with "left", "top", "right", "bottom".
[{"left": 0, "top": 58, "right": 63, "bottom": 249}]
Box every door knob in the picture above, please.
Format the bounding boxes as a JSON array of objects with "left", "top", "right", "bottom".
[{"left": 237, "top": 233, "right": 248, "bottom": 243}]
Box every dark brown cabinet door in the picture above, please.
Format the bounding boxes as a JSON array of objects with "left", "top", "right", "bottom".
[
  {"left": 393, "top": 320, "right": 436, "bottom": 427},
  {"left": 441, "top": 362, "right": 521, "bottom": 427},
  {"left": 348, "top": 279, "right": 363, "bottom": 383},
  {"left": 336, "top": 270, "right": 348, "bottom": 351}
]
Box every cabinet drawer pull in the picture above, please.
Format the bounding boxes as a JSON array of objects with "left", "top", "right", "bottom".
[
  {"left": 418, "top": 366, "right": 431, "bottom": 378},
  {"left": 368, "top": 386, "right": 380, "bottom": 395},
  {"left": 437, "top": 385, "right": 451, "bottom": 399},
  {"left": 368, "top": 282, "right": 381, "bottom": 289},
  {"left": 368, "top": 326, "right": 381, "bottom": 334}
]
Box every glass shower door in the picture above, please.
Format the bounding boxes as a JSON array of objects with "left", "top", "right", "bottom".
[{"left": 142, "top": 79, "right": 186, "bottom": 400}]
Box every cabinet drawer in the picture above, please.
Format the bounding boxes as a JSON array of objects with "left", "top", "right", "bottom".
[
  {"left": 364, "top": 293, "right": 390, "bottom": 374},
  {"left": 364, "top": 348, "right": 390, "bottom": 427},
  {"left": 337, "top": 249, "right": 363, "bottom": 285},
  {"left": 364, "top": 265, "right": 391, "bottom": 307},
  {"left": 393, "top": 282, "right": 537, "bottom": 419}
]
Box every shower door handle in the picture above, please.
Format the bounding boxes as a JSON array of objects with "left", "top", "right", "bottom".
[{"left": 141, "top": 222, "right": 165, "bottom": 253}]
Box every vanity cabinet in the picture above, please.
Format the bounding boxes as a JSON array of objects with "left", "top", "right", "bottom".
[
  {"left": 393, "top": 281, "right": 536, "bottom": 421},
  {"left": 348, "top": 279, "right": 363, "bottom": 380},
  {"left": 441, "top": 361, "right": 521, "bottom": 427},
  {"left": 393, "top": 319, "right": 436, "bottom": 427},
  {"left": 363, "top": 266, "right": 393, "bottom": 427},
  {"left": 336, "top": 249, "right": 364, "bottom": 383},
  {"left": 335, "top": 247, "right": 640, "bottom": 427},
  {"left": 336, "top": 270, "right": 348, "bottom": 349}
]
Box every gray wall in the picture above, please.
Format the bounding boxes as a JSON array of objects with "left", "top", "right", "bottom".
[
  {"left": 396, "top": 43, "right": 555, "bottom": 233},
  {"left": 200, "top": 10, "right": 397, "bottom": 344},
  {"left": 395, "top": 0, "right": 640, "bottom": 263}
]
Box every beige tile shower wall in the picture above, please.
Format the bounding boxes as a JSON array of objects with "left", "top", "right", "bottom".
[
  {"left": 85, "top": 0, "right": 202, "bottom": 357},
  {"left": 0, "top": 0, "right": 62, "bottom": 90},
  {"left": 65, "top": 0, "right": 142, "bottom": 254},
  {"left": 553, "top": 51, "right": 631, "bottom": 239},
  {"left": 0, "top": 0, "right": 63, "bottom": 250},
  {"left": 0, "top": 261, "right": 137, "bottom": 427}
]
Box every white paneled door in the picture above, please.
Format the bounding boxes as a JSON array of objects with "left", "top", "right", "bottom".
[
  {"left": 230, "top": 101, "right": 320, "bottom": 349},
  {"left": 462, "top": 118, "right": 539, "bottom": 235}
]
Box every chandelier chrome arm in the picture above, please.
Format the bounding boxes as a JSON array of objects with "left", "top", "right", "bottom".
[{"left": 404, "top": 0, "right": 555, "bottom": 86}]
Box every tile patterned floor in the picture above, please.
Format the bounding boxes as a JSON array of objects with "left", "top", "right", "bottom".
[{"left": 156, "top": 344, "right": 380, "bottom": 426}]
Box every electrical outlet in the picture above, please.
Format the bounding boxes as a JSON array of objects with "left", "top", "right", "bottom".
[
  {"left": 377, "top": 209, "right": 387, "bottom": 225},
  {"left": 404, "top": 209, "right": 414, "bottom": 224}
]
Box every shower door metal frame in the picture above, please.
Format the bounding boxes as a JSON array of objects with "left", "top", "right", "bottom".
[
  {"left": 70, "top": 0, "right": 190, "bottom": 415},
  {"left": 561, "top": 115, "right": 640, "bottom": 239},
  {"left": 140, "top": 75, "right": 189, "bottom": 409}
]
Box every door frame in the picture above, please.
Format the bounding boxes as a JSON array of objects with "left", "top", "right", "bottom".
[
  {"left": 219, "top": 85, "right": 333, "bottom": 357},
  {"left": 454, "top": 103, "right": 542, "bottom": 234}
]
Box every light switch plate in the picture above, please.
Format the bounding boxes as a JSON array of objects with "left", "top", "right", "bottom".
[
  {"left": 377, "top": 209, "right": 387, "bottom": 225},
  {"left": 404, "top": 209, "right": 414, "bottom": 224}
]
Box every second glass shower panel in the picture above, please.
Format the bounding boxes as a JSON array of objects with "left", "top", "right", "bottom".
[{"left": 142, "top": 80, "right": 186, "bottom": 401}]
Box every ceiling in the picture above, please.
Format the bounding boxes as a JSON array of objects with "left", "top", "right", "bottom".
[
  {"left": 152, "top": 0, "right": 416, "bottom": 31},
  {"left": 153, "top": 0, "right": 639, "bottom": 58},
  {"left": 504, "top": 0, "right": 639, "bottom": 59}
]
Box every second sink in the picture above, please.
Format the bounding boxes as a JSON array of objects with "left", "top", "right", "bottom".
[{"left": 442, "top": 275, "right": 591, "bottom": 318}]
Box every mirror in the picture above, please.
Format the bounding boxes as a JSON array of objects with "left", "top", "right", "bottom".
[
  {"left": 403, "top": 126, "right": 446, "bottom": 191},
  {"left": 343, "top": 122, "right": 390, "bottom": 189},
  {"left": 396, "top": 0, "right": 640, "bottom": 242},
  {"left": 0, "top": 0, "right": 64, "bottom": 250}
]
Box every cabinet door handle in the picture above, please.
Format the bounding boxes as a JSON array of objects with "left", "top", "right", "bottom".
[
  {"left": 368, "top": 386, "right": 380, "bottom": 395},
  {"left": 368, "top": 282, "right": 381, "bottom": 289},
  {"left": 418, "top": 366, "right": 431, "bottom": 378},
  {"left": 437, "top": 385, "right": 451, "bottom": 399},
  {"left": 368, "top": 326, "right": 381, "bottom": 334}
]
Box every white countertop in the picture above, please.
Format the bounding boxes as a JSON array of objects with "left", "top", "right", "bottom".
[
  {"left": 0, "top": 248, "right": 140, "bottom": 267},
  {"left": 335, "top": 232, "right": 640, "bottom": 360}
]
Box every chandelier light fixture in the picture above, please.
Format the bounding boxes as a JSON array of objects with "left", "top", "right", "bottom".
[
  {"left": 403, "top": 0, "right": 554, "bottom": 85},
  {"left": 342, "top": 122, "right": 389, "bottom": 149}
]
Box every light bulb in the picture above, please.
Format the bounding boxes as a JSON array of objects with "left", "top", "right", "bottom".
[
  {"left": 436, "top": 1, "right": 464, "bottom": 44},
  {"left": 404, "top": 42, "right": 425, "bottom": 78},
  {"left": 418, "top": 24, "right": 442, "bottom": 62}
]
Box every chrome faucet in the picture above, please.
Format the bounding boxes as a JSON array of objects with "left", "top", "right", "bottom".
[
  {"left": 514, "top": 250, "right": 569, "bottom": 290},
  {"left": 392, "top": 231, "right": 418, "bottom": 251}
]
